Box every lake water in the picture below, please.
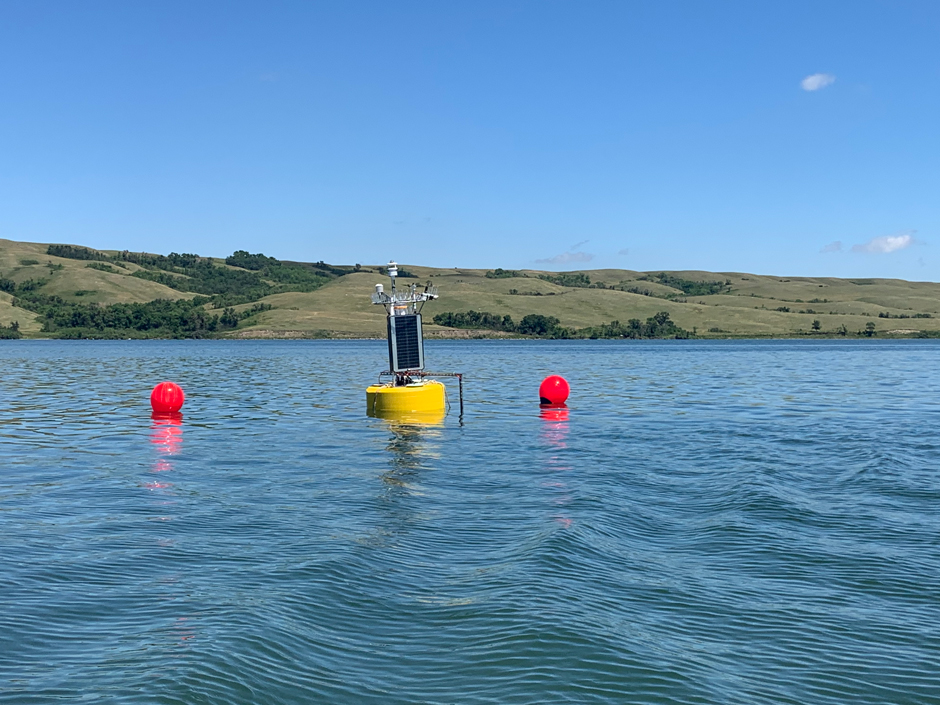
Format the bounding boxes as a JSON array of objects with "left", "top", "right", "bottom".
[{"left": 1, "top": 340, "right": 939, "bottom": 704}]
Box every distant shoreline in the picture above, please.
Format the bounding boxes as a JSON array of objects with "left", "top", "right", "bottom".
[{"left": 3, "top": 238, "right": 940, "bottom": 340}]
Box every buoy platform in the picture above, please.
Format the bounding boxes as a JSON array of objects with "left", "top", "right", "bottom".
[{"left": 367, "top": 379, "right": 446, "bottom": 417}]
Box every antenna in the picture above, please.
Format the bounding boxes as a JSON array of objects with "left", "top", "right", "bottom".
[{"left": 371, "top": 261, "right": 437, "bottom": 316}]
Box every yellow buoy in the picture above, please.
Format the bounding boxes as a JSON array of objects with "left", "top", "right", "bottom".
[{"left": 366, "top": 380, "right": 446, "bottom": 420}]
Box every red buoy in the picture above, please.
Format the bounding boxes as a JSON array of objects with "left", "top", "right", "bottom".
[
  {"left": 151, "top": 381, "right": 185, "bottom": 414},
  {"left": 539, "top": 375, "right": 569, "bottom": 406}
]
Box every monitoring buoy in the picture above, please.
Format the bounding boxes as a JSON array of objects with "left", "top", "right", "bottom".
[
  {"left": 366, "top": 261, "right": 463, "bottom": 421},
  {"left": 539, "top": 375, "right": 569, "bottom": 406},
  {"left": 151, "top": 381, "right": 185, "bottom": 414}
]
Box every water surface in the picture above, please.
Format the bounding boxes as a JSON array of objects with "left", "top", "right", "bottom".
[{"left": 1, "top": 340, "right": 939, "bottom": 703}]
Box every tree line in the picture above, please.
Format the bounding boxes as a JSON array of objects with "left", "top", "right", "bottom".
[
  {"left": 10, "top": 293, "right": 272, "bottom": 339},
  {"left": 432, "top": 310, "right": 691, "bottom": 339},
  {"left": 484, "top": 268, "right": 732, "bottom": 298},
  {"left": 638, "top": 273, "right": 730, "bottom": 297}
]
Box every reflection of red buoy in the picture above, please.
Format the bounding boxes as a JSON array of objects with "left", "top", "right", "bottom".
[
  {"left": 539, "top": 375, "right": 569, "bottom": 406},
  {"left": 151, "top": 382, "right": 185, "bottom": 414},
  {"left": 539, "top": 405, "right": 569, "bottom": 423},
  {"left": 151, "top": 412, "right": 183, "bottom": 455}
]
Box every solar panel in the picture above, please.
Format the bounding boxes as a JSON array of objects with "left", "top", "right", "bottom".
[{"left": 387, "top": 314, "right": 424, "bottom": 372}]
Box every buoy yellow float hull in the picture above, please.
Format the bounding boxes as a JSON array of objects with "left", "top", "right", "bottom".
[{"left": 366, "top": 381, "right": 447, "bottom": 419}]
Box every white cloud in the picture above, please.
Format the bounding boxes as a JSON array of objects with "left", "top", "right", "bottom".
[
  {"left": 851, "top": 231, "right": 916, "bottom": 254},
  {"left": 570, "top": 239, "right": 589, "bottom": 250},
  {"left": 820, "top": 241, "right": 842, "bottom": 253},
  {"left": 801, "top": 73, "right": 836, "bottom": 91},
  {"left": 617, "top": 248, "right": 630, "bottom": 256},
  {"left": 535, "top": 251, "right": 594, "bottom": 265}
]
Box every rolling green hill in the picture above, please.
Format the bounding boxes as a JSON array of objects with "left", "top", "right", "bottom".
[{"left": 2, "top": 237, "right": 939, "bottom": 339}]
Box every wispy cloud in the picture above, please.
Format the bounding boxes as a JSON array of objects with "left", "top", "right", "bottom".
[
  {"left": 801, "top": 73, "right": 835, "bottom": 91},
  {"left": 820, "top": 241, "right": 842, "bottom": 253},
  {"left": 570, "top": 239, "right": 589, "bottom": 250},
  {"left": 852, "top": 231, "right": 916, "bottom": 254},
  {"left": 617, "top": 248, "right": 630, "bottom": 256},
  {"left": 535, "top": 251, "right": 594, "bottom": 265}
]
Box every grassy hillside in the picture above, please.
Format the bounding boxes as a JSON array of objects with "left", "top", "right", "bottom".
[
  {"left": 2, "top": 237, "right": 939, "bottom": 339},
  {"left": 234, "top": 265, "right": 940, "bottom": 338},
  {"left": 0, "top": 238, "right": 188, "bottom": 333}
]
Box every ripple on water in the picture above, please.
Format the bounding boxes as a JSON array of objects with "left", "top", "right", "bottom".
[{"left": 1, "top": 339, "right": 939, "bottom": 704}]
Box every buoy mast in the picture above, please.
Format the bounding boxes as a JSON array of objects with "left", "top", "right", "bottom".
[{"left": 372, "top": 262, "right": 438, "bottom": 384}]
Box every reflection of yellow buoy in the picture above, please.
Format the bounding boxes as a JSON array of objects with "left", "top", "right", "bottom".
[
  {"left": 376, "top": 409, "right": 446, "bottom": 426},
  {"left": 366, "top": 380, "right": 446, "bottom": 421}
]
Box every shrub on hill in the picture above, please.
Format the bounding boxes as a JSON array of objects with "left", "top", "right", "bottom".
[
  {"left": 538, "top": 272, "right": 591, "bottom": 288},
  {"left": 433, "top": 309, "right": 689, "bottom": 339},
  {"left": 486, "top": 268, "right": 525, "bottom": 279},
  {"left": 10, "top": 293, "right": 272, "bottom": 339},
  {"left": 579, "top": 312, "right": 690, "bottom": 339},
  {"left": 85, "top": 262, "right": 120, "bottom": 273},
  {"left": 433, "top": 311, "right": 516, "bottom": 331},
  {"left": 260, "top": 265, "right": 334, "bottom": 288},
  {"left": 226, "top": 250, "right": 343, "bottom": 288},
  {"left": 0, "top": 321, "right": 21, "bottom": 339},
  {"left": 46, "top": 244, "right": 108, "bottom": 261},
  {"left": 639, "top": 273, "right": 729, "bottom": 297},
  {"left": 38, "top": 246, "right": 344, "bottom": 306},
  {"left": 1, "top": 278, "right": 45, "bottom": 295},
  {"left": 226, "top": 250, "right": 280, "bottom": 270},
  {"left": 130, "top": 266, "right": 272, "bottom": 300},
  {"left": 117, "top": 250, "right": 334, "bottom": 301},
  {"left": 376, "top": 265, "right": 417, "bottom": 278},
  {"left": 226, "top": 250, "right": 350, "bottom": 277},
  {"left": 517, "top": 314, "right": 562, "bottom": 336}
]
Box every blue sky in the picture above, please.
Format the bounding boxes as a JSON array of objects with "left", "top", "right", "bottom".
[{"left": 1, "top": 1, "right": 938, "bottom": 279}]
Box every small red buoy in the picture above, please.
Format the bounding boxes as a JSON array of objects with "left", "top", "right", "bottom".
[
  {"left": 151, "top": 381, "right": 185, "bottom": 414},
  {"left": 539, "top": 375, "right": 569, "bottom": 406}
]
